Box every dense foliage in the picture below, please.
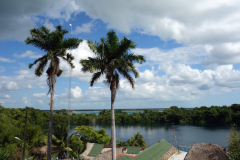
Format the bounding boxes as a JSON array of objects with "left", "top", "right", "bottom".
[
  {"left": 0, "top": 106, "right": 49, "bottom": 159},
  {"left": 69, "top": 104, "right": 240, "bottom": 125}
]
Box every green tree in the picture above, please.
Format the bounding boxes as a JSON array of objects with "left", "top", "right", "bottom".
[
  {"left": 227, "top": 126, "right": 240, "bottom": 160},
  {"left": 25, "top": 25, "right": 82, "bottom": 160},
  {"left": 52, "top": 123, "right": 72, "bottom": 158},
  {"left": 80, "top": 30, "right": 145, "bottom": 160},
  {"left": 127, "top": 132, "right": 147, "bottom": 147}
]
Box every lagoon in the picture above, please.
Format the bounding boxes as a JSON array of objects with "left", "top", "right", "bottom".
[{"left": 69, "top": 122, "right": 233, "bottom": 147}]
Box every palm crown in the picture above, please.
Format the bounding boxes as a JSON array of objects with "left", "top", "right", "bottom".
[
  {"left": 25, "top": 25, "right": 82, "bottom": 93},
  {"left": 80, "top": 30, "right": 145, "bottom": 90}
]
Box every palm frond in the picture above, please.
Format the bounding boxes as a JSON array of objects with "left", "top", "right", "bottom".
[
  {"left": 106, "top": 30, "right": 119, "bottom": 54},
  {"left": 90, "top": 72, "right": 103, "bottom": 86},
  {"left": 29, "top": 55, "right": 48, "bottom": 69},
  {"left": 117, "top": 68, "right": 135, "bottom": 89},
  {"left": 34, "top": 58, "right": 48, "bottom": 76},
  {"left": 62, "top": 38, "right": 83, "bottom": 49},
  {"left": 87, "top": 40, "right": 99, "bottom": 54},
  {"left": 126, "top": 54, "right": 146, "bottom": 64},
  {"left": 118, "top": 37, "right": 136, "bottom": 54},
  {"left": 61, "top": 53, "right": 75, "bottom": 69}
]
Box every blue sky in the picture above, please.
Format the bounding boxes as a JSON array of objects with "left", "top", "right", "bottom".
[{"left": 1, "top": 0, "right": 240, "bottom": 110}]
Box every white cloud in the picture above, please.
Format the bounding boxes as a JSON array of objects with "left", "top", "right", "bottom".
[
  {"left": 26, "top": 84, "right": 32, "bottom": 89},
  {"left": 13, "top": 50, "right": 42, "bottom": 59},
  {"left": 60, "top": 40, "right": 97, "bottom": 82},
  {"left": 33, "top": 93, "right": 47, "bottom": 98},
  {"left": 77, "top": 0, "right": 240, "bottom": 45},
  {"left": 133, "top": 46, "right": 207, "bottom": 65},
  {"left": 0, "top": 95, "right": 10, "bottom": 99},
  {"left": 203, "top": 42, "right": 240, "bottom": 66},
  {"left": 43, "top": 20, "right": 55, "bottom": 31},
  {"left": 39, "top": 85, "right": 46, "bottom": 89},
  {"left": 38, "top": 99, "right": 44, "bottom": 104},
  {"left": 0, "top": 81, "right": 20, "bottom": 92},
  {"left": 0, "top": 57, "right": 15, "bottom": 63},
  {"left": 22, "top": 94, "right": 30, "bottom": 105},
  {"left": 0, "top": 0, "right": 80, "bottom": 41},
  {"left": 71, "top": 86, "right": 82, "bottom": 98},
  {"left": 73, "top": 22, "right": 93, "bottom": 34},
  {"left": 0, "top": 69, "right": 46, "bottom": 93}
]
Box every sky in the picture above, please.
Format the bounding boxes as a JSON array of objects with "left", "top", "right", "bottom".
[{"left": 1, "top": 0, "right": 240, "bottom": 110}]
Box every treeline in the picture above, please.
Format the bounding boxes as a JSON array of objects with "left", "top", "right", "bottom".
[
  {"left": 67, "top": 104, "right": 240, "bottom": 124},
  {"left": 0, "top": 105, "right": 147, "bottom": 159}
]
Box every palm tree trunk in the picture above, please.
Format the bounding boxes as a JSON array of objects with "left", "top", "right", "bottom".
[
  {"left": 111, "top": 82, "right": 117, "bottom": 160},
  {"left": 47, "top": 76, "right": 56, "bottom": 160}
]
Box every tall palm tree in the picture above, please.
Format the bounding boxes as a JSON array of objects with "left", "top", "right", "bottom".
[
  {"left": 25, "top": 25, "right": 82, "bottom": 160},
  {"left": 80, "top": 30, "right": 145, "bottom": 160}
]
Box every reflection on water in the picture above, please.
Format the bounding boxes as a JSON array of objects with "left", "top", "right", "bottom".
[{"left": 69, "top": 122, "right": 232, "bottom": 147}]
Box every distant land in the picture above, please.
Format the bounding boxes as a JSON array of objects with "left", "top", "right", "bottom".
[{"left": 42, "top": 108, "right": 195, "bottom": 112}]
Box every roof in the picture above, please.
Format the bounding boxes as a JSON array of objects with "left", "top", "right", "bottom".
[
  {"left": 184, "top": 143, "right": 229, "bottom": 160},
  {"left": 87, "top": 144, "right": 104, "bottom": 157},
  {"left": 136, "top": 139, "right": 172, "bottom": 160},
  {"left": 81, "top": 140, "right": 174, "bottom": 160},
  {"left": 126, "top": 146, "right": 143, "bottom": 154},
  {"left": 117, "top": 139, "right": 173, "bottom": 160}
]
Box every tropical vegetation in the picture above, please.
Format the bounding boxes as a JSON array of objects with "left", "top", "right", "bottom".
[
  {"left": 227, "top": 125, "right": 240, "bottom": 160},
  {"left": 80, "top": 30, "right": 146, "bottom": 160},
  {"left": 25, "top": 25, "right": 82, "bottom": 160}
]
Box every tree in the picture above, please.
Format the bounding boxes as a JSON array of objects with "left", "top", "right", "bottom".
[
  {"left": 52, "top": 123, "right": 72, "bottom": 158},
  {"left": 127, "top": 132, "right": 147, "bottom": 147},
  {"left": 80, "top": 30, "right": 145, "bottom": 160},
  {"left": 25, "top": 25, "right": 82, "bottom": 160},
  {"left": 227, "top": 126, "right": 240, "bottom": 160}
]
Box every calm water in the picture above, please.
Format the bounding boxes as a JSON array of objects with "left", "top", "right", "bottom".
[{"left": 69, "top": 123, "right": 234, "bottom": 147}]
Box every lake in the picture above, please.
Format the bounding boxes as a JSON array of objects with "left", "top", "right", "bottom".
[{"left": 69, "top": 122, "right": 234, "bottom": 147}]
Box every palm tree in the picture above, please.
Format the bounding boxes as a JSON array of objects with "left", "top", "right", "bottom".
[
  {"left": 25, "top": 25, "right": 82, "bottom": 160},
  {"left": 127, "top": 132, "right": 147, "bottom": 147},
  {"left": 80, "top": 30, "right": 145, "bottom": 160}
]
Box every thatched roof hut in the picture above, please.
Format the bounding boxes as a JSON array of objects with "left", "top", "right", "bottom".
[{"left": 184, "top": 143, "right": 229, "bottom": 160}]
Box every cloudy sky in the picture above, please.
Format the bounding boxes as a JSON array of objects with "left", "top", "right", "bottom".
[{"left": 1, "top": 0, "right": 240, "bottom": 110}]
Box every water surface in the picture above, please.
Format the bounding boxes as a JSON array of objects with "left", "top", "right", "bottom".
[{"left": 70, "top": 123, "right": 233, "bottom": 147}]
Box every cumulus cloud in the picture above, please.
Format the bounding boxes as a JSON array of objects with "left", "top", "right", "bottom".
[
  {"left": 13, "top": 50, "right": 42, "bottom": 59},
  {"left": 0, "top": 81, "right": 20, "bottom": 92},
  {"left": 71, "top": 86, "right": 82, "bottom": 98},
  {"left": 39, "top": 85, "right": 46, "bottom": 89},
  {"left": 0, "top": 0, "right": 80, "bottom": 41},
  {"left": 133, "top": 46, "right": 207, "bottom": 65},
  {"left": 0, "top": 95, "right": 10, "bottom": 99},
  {"left": 0, "top": 57, "right": 15, "bottom": 63},
  {"left": 38, "top": 99, "right": 44, "bottom": 104},
  {"left": 203, "top": 42, "right": 240, "bottom": 66},
  {"left": 77, "top": 0, "right": 240, "bottom": 45},
  {"left": 73, "top": 22, "right": 93, "bottom": 34},
  {"left": 26, "top": 84, "right": 32, "bottom": 89},
  {"left": 33, "top": 93, "right": 47, "bottom": 98},
  {"left": 0, "top": 69, "right": 46, "bottom": 93},
  {"left": 60, "top": 40, "right": 97, "bottom": 82}
]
